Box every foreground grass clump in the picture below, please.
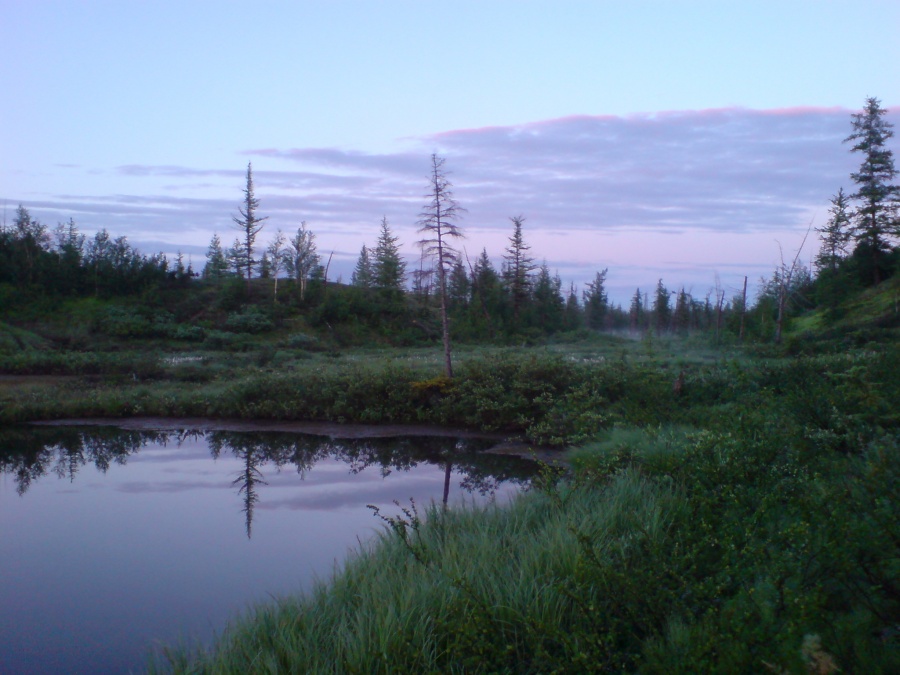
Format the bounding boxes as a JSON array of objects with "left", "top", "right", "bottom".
[
  {"left": 161, "top": 409, "right": 899, "bottom": 673},
  {"left": 161, "top": 469, "right": 682, "bottom": 673}
]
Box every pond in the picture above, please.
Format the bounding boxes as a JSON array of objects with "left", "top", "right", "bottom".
[{"left": 0, "top": 422, "right": 540, "bottom": 674}]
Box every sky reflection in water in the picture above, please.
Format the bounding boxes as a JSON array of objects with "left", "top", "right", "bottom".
[{"left": 0, "top": 426, "right": 537, "bottom": 674}]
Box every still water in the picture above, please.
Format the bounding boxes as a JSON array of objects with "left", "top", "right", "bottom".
[{"left": 0, "top": 423, "right": 538, "bottom": 674}]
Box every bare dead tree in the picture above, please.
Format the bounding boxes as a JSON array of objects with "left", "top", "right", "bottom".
[
  {"left": 712, "top": 274, "right": 725, "bottom": 346},
  {"left": 266, "top": 229, "right": 287, "bottom": 301},
  {"left": 774, "top": 224, "right": 812, "bottom": 344},
  {"left": 417, "top": 154, "right": 465, "bottom": 378}
]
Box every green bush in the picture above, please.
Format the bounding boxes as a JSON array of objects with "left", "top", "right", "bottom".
[{"left": 223, "top": 308, "right": 274, "bottom": 334}]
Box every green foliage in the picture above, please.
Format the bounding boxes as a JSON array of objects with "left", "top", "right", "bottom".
[
  {"left": 223, "top": 307, "right": 274, "bottom": 334},
  {"left": 136, "top": 337, "right": 900, "bottom": 673}
]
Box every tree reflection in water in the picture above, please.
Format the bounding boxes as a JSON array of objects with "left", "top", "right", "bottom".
[
  {"left": 0, "top": 426, "right": 167, "bottom": 495},
  {"left": 0, "top": 426, "right": 538, "bottom": 536}
]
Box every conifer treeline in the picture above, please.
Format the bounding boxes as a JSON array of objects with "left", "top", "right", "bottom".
[
  {"left": 0, "top": 206, "right": 191, "bottom": 298},
  {"left": 2, "top": 97, "right": 896, "bottom": 343}
]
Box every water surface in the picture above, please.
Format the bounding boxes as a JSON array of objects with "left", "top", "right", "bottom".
[{"left": 0, "top": 424, "right": 537, "bottom": 674}]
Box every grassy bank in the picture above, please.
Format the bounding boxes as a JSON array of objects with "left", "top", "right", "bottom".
[
  {"left": 154, "top": 345, "right": 899, "bottom": 673},
  {"left": 0, "top": 342, "right": 701, "bottom": 445}
]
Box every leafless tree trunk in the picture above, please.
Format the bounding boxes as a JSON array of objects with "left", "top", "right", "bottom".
[
  {"left": 322, "top": 251, "right": 333, "bottom": 299},
  {"left": 714, "top": 275, "right": 725, "bottom": 346},
  {"left": 739, "top": 275, "right": 748, "bottom": 342},
  {"left": 774, "top": 226, "right": 812, "bottom": 344},
  {"left": 417, "top": 154, "right": 465, "bottom": 378}
]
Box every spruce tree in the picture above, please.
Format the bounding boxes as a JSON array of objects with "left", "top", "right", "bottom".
[
  {"left": 532, "top": 263, "right": 564, "bottom": 332},
  {"left": 227, "top": 237, "right": 247, "bottom": 277},
  {"left": 470, "top": 248, "right": 501, "bottom": 338},
  {"left": 844, "top": 97, "right": 899, "bottom": 285},
  {"left": 582, "top": 269, "right": 609, "bottom": 330},
  {"left": 564, "top": 283, "right": 582, "bottom": 331},
  {"left": 815, "top": 188, "right": 852, "bottom": 274},
  {"left": 672, "top": 288, "right": 690, "bottom": 336},
  {"left": 814, "top": 189, "right": 854, "bottom": 312},
  {"left": 232, "top": 162, "right": 268, "bottom": 288},
  {"left": 351, "top": 245, "right": 373, "bottom": 289},
  {"left": 447, "top": 258, "right": 470, "bottom": 312},
  {"left": 204, "top": 233, "right": 229, "bottom": 280},
  {"left": 653, "top": 279, "right": 672, "bottom": 333},
  {"left": 373, "top": 216, "right": 406, "bottom": 293},
  {"left": 502, "top": 215, "right": 536, "bottom": 321},
  {"left": 629, "top": 288, "right": 644, "bottom": 331}
]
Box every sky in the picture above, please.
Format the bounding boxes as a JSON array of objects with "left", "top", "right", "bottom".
[{"left": 2, "top": 1, "right": 899, "bottom": 304}]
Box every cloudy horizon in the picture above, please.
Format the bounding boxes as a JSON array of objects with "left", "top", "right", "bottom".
[
  {"left": 3, "top": 2, "right": 898, "bottom": 305},
  {"left": 6, "top": 105, "right": 893, "bottom": 304}
]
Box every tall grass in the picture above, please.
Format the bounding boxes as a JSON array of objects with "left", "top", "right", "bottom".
[
  {"left": 158, "top": 398, "right": 900, "bottom": 673},
  {"left": 158, "top": 469, "right": 680, "bottom": 674}
]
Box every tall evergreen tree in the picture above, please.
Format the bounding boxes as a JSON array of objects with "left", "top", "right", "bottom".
[
  {"left": 564, "top": 283, "right": 582, "bottom": 331},
  {"left": 470, "top": 248, "right": 502, "bottom": 338},
  {"left": 447, "top": 259, "right": 470, "bottom": 313},
  {"left": 52, "top": 218, "right": 85, "bottom": 294},
  {"left": 227, "top": 237, "right": 247, "bottom": 277},
  {"left": 232, "top": 162, "right": 268, "bottom": 288},
  {"left": 502, "top": 215, "right": 536, "bottom": 321},
  {"left": 417, "top": 154, "right": 465, "bottom": 378},
  {"left": 815, "top": 188, "right": 852, "bottom": 274},
  {"left": 629, "top": 288, "right": 644, "bottom": 331},
  {"left": 653, "top": 279, "right": 672, "bottom": 333},
  {"left": 814, "top": 189, "right": 854, "bottom": 311},
  {"left": 844, "top": 97, "right": 899, "bottom": 285},
  {"left": 351, "top": 245, "right": 373, "bottom": 289},
  {"left": 204, "top": 233, "right": 229, "bottom": 280},
  {"left": 531, "top": 263, "right": 564, "bottom": 333},
  {"left": 672, "top": 288, "right": 691, "bottom": 336},
  {"left": 372, "top": 216, "right": 406, "bottom": 293},
  {"left": 582, "top": 269, "right": 609, "bottom": 330},
  {"left": 11, "top": 205, "right": 49, "bottom": 285}
]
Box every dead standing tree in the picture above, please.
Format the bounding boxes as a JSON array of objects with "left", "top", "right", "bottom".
[
  {"left": 417, "top": 154, "right": 465, "bottom": 378},
  {"left": 774, "top": 225, "right": 812, "bottom": 344}
]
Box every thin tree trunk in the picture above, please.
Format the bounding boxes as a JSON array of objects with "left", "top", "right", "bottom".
[
  {"left": 437, "top": 241, "right": 453, "bottom": 378},
  {"left": 322, "top": 251, "right": 334, "bottom": 300},
  {"left": 739, "top": 275, "right": 747, "bottom": 342},
  {"left": 715, "top": 290, "right": 724, "bottom": 346},
  {"left": 775, "top": 286, "right": 786, "bottom": 344}
]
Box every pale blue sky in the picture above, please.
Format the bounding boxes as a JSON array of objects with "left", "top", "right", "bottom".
[{"left": 3, "top": 1, "right": 899, "bottom": 302}]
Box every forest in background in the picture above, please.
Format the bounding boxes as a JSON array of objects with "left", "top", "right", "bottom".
[{"left": 2, "top": 97, "right": 896, "bottom": 354}]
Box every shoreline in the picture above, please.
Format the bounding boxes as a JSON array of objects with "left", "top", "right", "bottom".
[{"left": 29, "top": 417, "right": 567, "bottom": 464}]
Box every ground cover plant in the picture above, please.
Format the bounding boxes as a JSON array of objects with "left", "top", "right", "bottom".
[
  {"left": 0, "top": 343, "right": 680, "bottom": 445},
  {"left": 144, "top": 341, "right": 900, "bottom": 674}
]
